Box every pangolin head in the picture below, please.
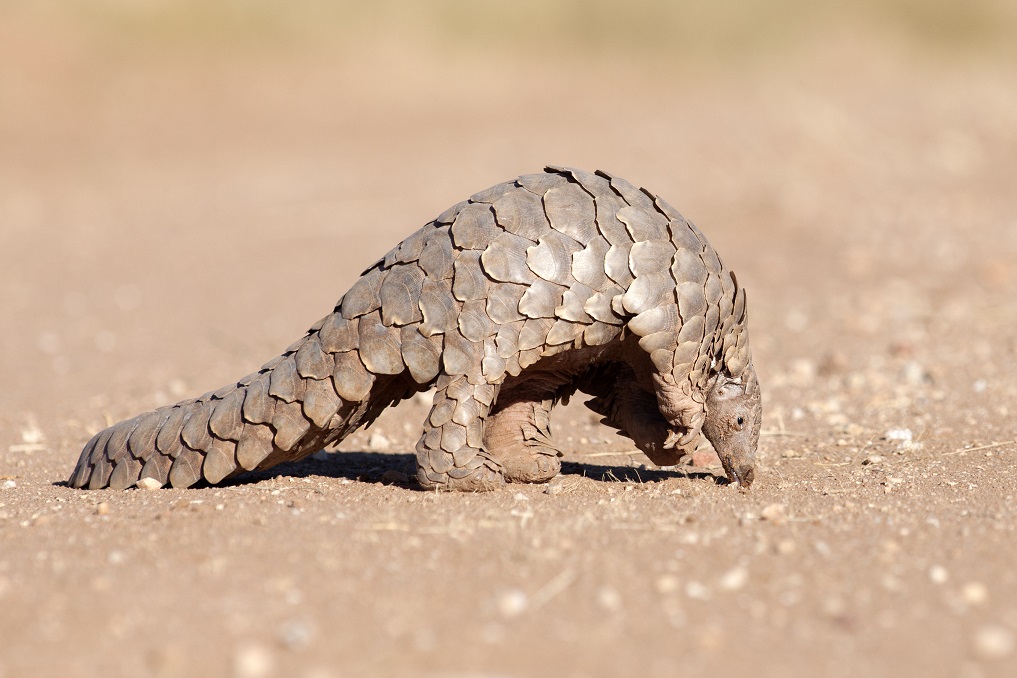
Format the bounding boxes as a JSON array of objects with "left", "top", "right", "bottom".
[{"left": 701, "top": 364, "right": 761, "bottom": 487}]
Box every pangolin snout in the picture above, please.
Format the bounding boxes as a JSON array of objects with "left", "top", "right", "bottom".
[{"left": 727, "top": 463, "right": 755, "bottom": 487}]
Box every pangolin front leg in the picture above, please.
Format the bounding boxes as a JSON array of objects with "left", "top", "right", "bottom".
[{"left": 583, "top": 363, "right": 690, "bottom": 467}]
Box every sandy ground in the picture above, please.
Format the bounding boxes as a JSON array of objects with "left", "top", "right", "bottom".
[{"left": 2, "top": 4, "right": 1017, "bottom": 677}]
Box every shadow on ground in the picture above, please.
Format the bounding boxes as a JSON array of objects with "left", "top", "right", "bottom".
[
  {"left": 50, "top": 451, "right": 723, "bottom": 490},
  {"left": 208, "top": 451, "right": 726, "bottom": 489}
]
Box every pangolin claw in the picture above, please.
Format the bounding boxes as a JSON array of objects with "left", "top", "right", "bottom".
[{"left": 662, "top": 428, "right": 697, "bottom": 450}]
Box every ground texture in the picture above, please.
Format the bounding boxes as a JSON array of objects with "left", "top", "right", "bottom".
[{"left": 1, "top": 4, "right": 1016, "bottom": 677}]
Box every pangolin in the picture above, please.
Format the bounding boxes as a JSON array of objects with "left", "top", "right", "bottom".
[{"left": 68, "top": 166, "right": 761, "bottom": 492}]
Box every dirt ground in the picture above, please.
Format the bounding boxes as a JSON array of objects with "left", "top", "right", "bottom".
[{"left": 2, "top": 3, "right": 1017, "bottom": 677}]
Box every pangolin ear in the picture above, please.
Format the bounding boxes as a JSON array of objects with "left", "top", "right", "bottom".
[{"left": 713, "top": 378, "right": 744, "bottom": 400}]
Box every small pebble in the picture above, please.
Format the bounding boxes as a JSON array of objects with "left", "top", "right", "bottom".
[
  {"left": 135, "top": 477, "right": 162, "bottom": 491},
  {"left": 1, "top": 480, "right": 16, "bottom": 490},
  {"left": 719, "top": 566, "right": 748, "bottom": 591},
  {"left": 496, "top": 589, "right": 528, "bottom": 618},
  {"left": 367, "top": 432, "right": 390, "bottom": 451},
  {"left": 862, "top": 455, "right": 885, "bottom": 466},
  {"left": 822, "top": 596, "right": 847, "bottom": 618},
  {"left": 95, "top": 502, "right": 110, "bottom": 516},
  {"left": 21, "top": 423, "right": 44, "bottom": 444},
  {"left": 543, "top": 482, "right": 564, "bottom": 496},
  {"left": 901, "top": 361, "right": 928, "bottom": 385},
  {"left": 929, "top": 565, "right": 949, "bottom": 585},
  {"left": 167, "top": 378, "right": 188, "bottom": 397},
  {"left": 233, "top": 642, "right": 274, "bottom": 678},
  {"left": 962, "top": 582, "right": 988, "bottom": 605},
  {"left": 679, "top": 532, "right": 700, "bottom": 545},
  {"left": 972, "top": 625, "right": 1014, "bottom": 660},
  {"left": 789, "top": 357, "right": 816, "bottom": 384},
  {"left": 655, "top": 575, "right": 680, "bottom": 594},
  {"left": 775, "top": 539, "right": 797, "bottom": 555},
  {"left": 596, "top": 586, "right": 622, "bottom": 612},
  {"left": 760, "top": 503, "right": 787, "bottom": 525},
  {"left": 685, "top": 581, "right": 710, "bottom": 600},
  {"left": 885, "top": 428, "right": 913, "bottom": 442}
]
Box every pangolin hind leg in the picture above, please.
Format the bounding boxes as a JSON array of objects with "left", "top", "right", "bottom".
[
  {"left": 415, "top": 374, "right": 504, "bottom": 491},
  {"left": 483, "top": 394, "right": 563, "bottom": 484}
]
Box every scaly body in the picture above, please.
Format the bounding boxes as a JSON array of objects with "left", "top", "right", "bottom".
[{"left": 69, "top": 166, "right": 761, "bottom": 491}]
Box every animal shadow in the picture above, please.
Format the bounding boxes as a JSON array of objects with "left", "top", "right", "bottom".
[
  {"left": 234, "top": 450, "right": 725, "bottom": 488},
  {"left": 54, "top": 450, "right": 724, "bottom": 490}
]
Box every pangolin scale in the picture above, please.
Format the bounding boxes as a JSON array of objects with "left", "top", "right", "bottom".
[{"left": 69, "top": 167, "right": 761, "bottom": 492}]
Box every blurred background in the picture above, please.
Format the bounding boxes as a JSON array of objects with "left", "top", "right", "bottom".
[
  {"left": 3, "top": 2, "right": 1016, "bottom": 412},
  {"left": 3, "top": 1, "right": 1016, "bottom": 417}
]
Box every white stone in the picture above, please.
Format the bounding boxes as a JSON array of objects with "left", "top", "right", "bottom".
[
  {"left": 496, "top": 589, "right": 528, "bottom": 618},
  {"left": 596, "top": 586, "right": 622, "bottom": 612},
  {"left": 685, "top": 581, "right": 710, "bottom": 600},
  {"left": 885, "top": 428, "right": 913, "bottom": 442},
  {"left": 655, "top": 575, "right": 680, "bottom": 594},
  {"left": 719, "top": 566, "right": 749, "bottom": 591},
  {"left": 961, "top": 582, "right": 988, "bottom": 605},
  {"left": 973, "top": 625, "right": 1014, "bottom": 660},
  {"left": 760, "top": 503, "right": 787, "bottom": 525},
  {"left": 367, "top": 432, "right": 390, "bottom": 450},
  {"left": 233, "top": 642, "right": 274, "bottom": 678}
]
